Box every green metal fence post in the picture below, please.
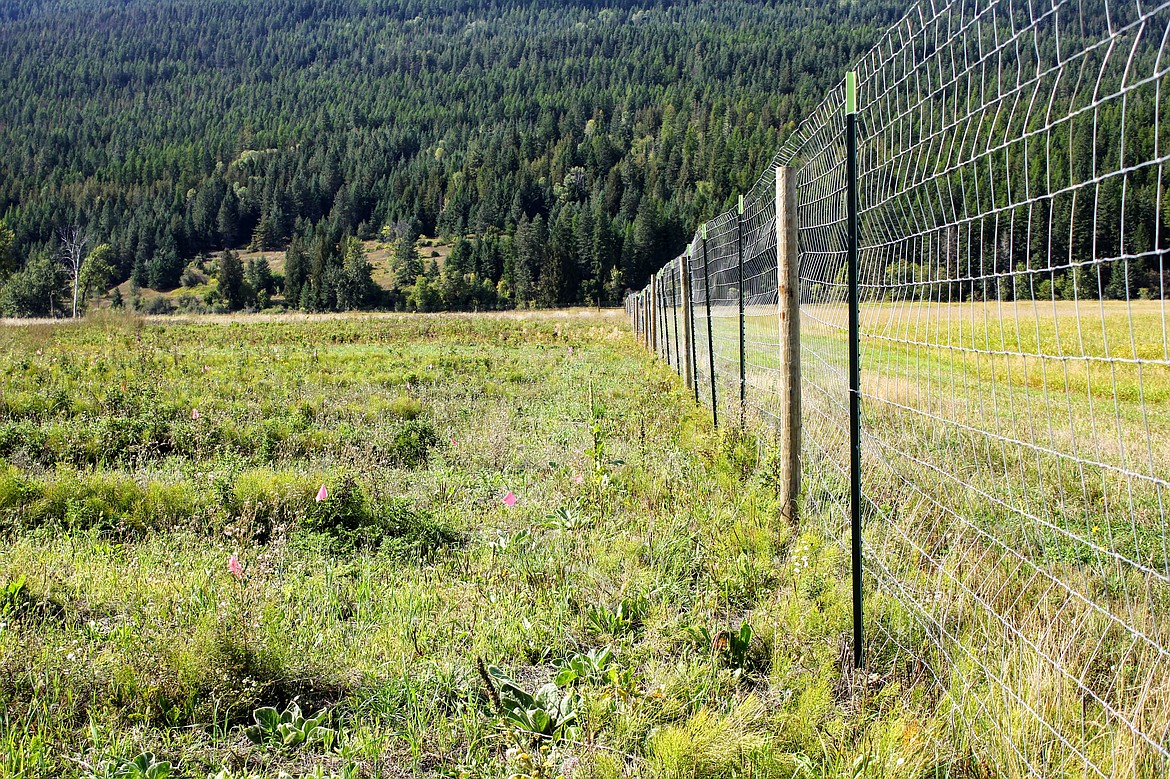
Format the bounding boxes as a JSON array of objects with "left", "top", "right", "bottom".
[
  {"left": 701, "top": 224, "right": 718, "bottom": 429},
  {"left": 687, "top": 247, "right": 699, "bottom": 405},
  {"left": 737, "top": 194, "right": 746, "bottom": 425},
  {"left": 846, "top": 70, "right": 864, "bottom": 672}
]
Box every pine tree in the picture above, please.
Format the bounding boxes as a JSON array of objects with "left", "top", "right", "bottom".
[
  {"left": 217, "top": 188, "right": 241, "bottom": 249},
  {"left": 217, "top": 249, "right": 249, "bottom": 311},
  {"left": 393, "top": 229, "right": 423, "bottom": 290},
  {"left": 283, "top": 236, "right": 309, "bottom": 306}
]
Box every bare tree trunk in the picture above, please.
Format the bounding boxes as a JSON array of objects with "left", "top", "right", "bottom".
[{"left": 59, "top": 226, "right": 88, "bottom": 318}]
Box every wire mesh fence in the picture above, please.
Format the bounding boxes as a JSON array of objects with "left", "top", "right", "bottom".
[{"left": 628, "top": 0, "right": 1170, "bottom": 773}]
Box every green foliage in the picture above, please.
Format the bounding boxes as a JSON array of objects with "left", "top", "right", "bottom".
[
  {"left": 647, "top": 696, "right": 773, "bottom": 779},
  {"left": 688, "top": 620, "right": 763, "bottom": 674},
  {"left": 107, "top": 752, "right": 172, "bottom": 779},
  {"left": 586, "top": 595, "right": 648, "bottom": 638},
  {"left": 245, "top": 702, "right": 337, "bottom": 750},
  {"left": 0, "top": 220, "right": 14, "bottom": 280},
  {"left": 387, "top": 418, "right": 440, "bottom": 468},
  {"left": 300, "top": 477, "right": 456, "bottom": 554},
  {"left": 79, "top": 244, "right": 116, "bottom": 310},
  {"left": 553, "top": 647, "right": 614, "bottom": 686},
  {"left": 217, "top": 250, "right": 250, "bottom": 311},
  {"left": 0, "top": 252, "right": 65, "bottom": 317},
  {"left": 0, "top": 575, "right": 30, "bottom": 617},
  {"left": 0, "top": 0, "right": 907, "bottom": 312},
  {"left": 488, "top": 667, "right": 579, "bottom": 742}
]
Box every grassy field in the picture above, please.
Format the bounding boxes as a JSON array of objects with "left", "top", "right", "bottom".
[
  {"left": 0, "top": 310, "right": 958, "bottom": 779},
  {"left": 683, "top": 298, "right": 1170, "bottom": 778}
]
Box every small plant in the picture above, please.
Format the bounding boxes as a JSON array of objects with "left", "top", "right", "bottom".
[
  {"left": 542, "top": 506, "right": 590, "bottom": 532},
  {"left": 688, "top": 620, "right": 758, "bottom": 672},
  {"left": 554, "top": 647, "right": 613, "bottom": 686},
  {"left": 487, "top": 528, "right": 531, "bottom": 553},
  {"left": 586, "top": 595, "right": 647, "bottom": 637},
  {"left": 585, "top": 393, "right": 623, "bottom": 485},
  {"left": 388, "top": 418, "right": 439, "bottom": 468},
  {"left": 486, "top": 667, "right": 578, "bottom": 742},
  {"left": 108, "top": 752, "right": 171, "bottom": 779},
  {"left": 0, "top": 575, "right": 30, "bottom": 616},
  {"left": 244, "top": 702, "right": 336, "bottom": 750}
]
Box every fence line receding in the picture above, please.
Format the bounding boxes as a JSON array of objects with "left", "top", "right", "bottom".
[{"left": 626, "top": 0, "right": 1170, "bottom": 774}]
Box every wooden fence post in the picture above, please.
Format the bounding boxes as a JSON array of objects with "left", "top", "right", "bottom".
[
  {"left": 681, "top": 250, "right": 695, "bottom": 392},
  {"left": 649, "top": 273, "right": 658, "bottom": 354},
  {"left": 776, "top": 165, "right": 801, "bottom": 525}
]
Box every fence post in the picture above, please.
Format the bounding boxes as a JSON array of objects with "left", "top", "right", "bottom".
[
  {"left": 737, "top": 194, "right": 746, "bottom": 426},
  {"left": 701, "top": 225, "right": 718, "bottom": 428},
  {"left": 671, "top": 262, "right": 680, "bottom": 374},
  {"left": 636, "top": 290, "right": 645, "bottom": 339},
  {"left": 653, "top": 273, "right": 660, "bottom": 357},
  {"left": 642, "top": 286, "right": 648, "bottom": 349},
  {"left": 681, "top": 251, "right": 695, "bottom": 393},
  {"left": 650, "top": 273, "right": 658, "bottom": 355},
  {"left": 640, "top": 292, "right": 646, "bottom": 347},
  {"left": 776, "top": 166, "right": 801, "bottom": 526},
  {"left": 845, "top": 70, "right": 864, "bottom": 672}
]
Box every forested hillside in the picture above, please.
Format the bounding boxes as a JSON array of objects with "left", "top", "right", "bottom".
[{"left": 0, "top": 0, "right": 904, "bottom": 314}]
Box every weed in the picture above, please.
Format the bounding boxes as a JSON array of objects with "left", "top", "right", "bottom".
[
  {"left": 386, "top": 418, "right": 439, "bottom": 468},
  {"left": 245, "top": 702, "right": 337, "bottom": 750},
  {"left": 553, "top": 647, "right": 614, "bottom": 686},
  {"left": 102, "top": 752, "right": 172, "bottom": 779},
  {"left": 586, "top": 595, "right": 648, "bottom": 638},
  {"left": 487, "top": 666, "right": 579, "bottom": 743}
]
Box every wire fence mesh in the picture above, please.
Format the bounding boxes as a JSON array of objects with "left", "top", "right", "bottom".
[{"left": 628, "top": 0, "right": 1170, "bottom": 773}]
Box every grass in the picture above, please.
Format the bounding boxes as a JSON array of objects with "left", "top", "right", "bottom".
[
  {"left": 0, "top": 309, "right": 965, "bottom": 779},
  {"left": 684, "top": 297, "right": 1170, "bottom": 778}
]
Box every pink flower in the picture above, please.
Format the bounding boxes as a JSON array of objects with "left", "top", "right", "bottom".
[
  {"left": 228, "top": 554, "right": 244, "bottom": 581},
  {"left": 191, "top": 408, "right": 201, "bottom": 420},
  {"left": 502, "top": 491, "right": 517, "bottom": 507},
  {"left": 316, "top": 484, "right": 329, "bottom": 502},
  {"left": 450, "top": 439, "right": 457, "bottom": 446},
  {"left": 568, "top": 346, "right": 574, "bottom": 355},
  {"left": 573, "top": 473, "right": 584, "bottom": 485}
]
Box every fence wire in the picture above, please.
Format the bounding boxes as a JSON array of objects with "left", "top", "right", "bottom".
[{"left": 628, "top": 0, "right": 1170, "bottom": 774}]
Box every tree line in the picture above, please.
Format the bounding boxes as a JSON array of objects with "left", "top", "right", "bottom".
[{"left": 0, "top": 0, "right": 903, "bottom": 315}]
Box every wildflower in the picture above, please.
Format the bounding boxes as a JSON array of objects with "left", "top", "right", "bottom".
[
  {"left": 502, "top": 491, "right": 517, "bottom": 507},
  {"left": 1092, "top": 525, "right": 1100, "bottom": 533},
  {"left": 316, "top": 484, "right": 329, "bottom": 502},
  {"left": 573, "top": 473, "right": 584, "bottom": 485},
  {"left": 450, "top": 438, "right": 458, "bottom": 446},
  {"left": 228, "top": 554, "right": 244, "bottom": 581},
  {"left": 191, "top": 408, "right": 201, "bottom": 420}
]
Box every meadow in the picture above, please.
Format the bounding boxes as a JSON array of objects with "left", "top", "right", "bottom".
[
  {"left": 684, "top": 297, "right": 1169, "bottom": 777},
  {"left": 0, "top": 310, "right": 955, "bottom": 779}
]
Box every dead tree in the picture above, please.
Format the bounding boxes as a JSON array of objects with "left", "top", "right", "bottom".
[{"left": 58, "top": 226, "right": 88, "bottom": 319}]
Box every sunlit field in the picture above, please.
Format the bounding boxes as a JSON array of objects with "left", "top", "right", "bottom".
[
  {"left": 685, "top": 298, "right": 1170, "bottom": 777},
  {"left": 0, "top": 310, "right": 967, "bottom": 779}
]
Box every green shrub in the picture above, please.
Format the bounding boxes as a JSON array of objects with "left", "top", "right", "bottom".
[
  {"left": 386, "top": 418, "right": 439, "bottom": 468},
  {"left": 299, "top": 476, "right": 457, "bottom": 554}
]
